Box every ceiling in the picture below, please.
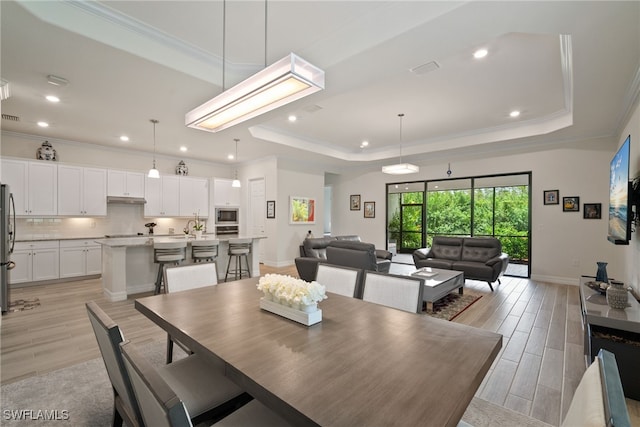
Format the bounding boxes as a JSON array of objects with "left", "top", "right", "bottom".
[{"left": 1, "top": 1, "right": 639, "bottom": 173}]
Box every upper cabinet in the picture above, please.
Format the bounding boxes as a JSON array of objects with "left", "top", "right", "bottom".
[
  {"left": 58, "top": 165, "right": 107, "bottom": 216},
  {"left": 144, "top": 175, "right": 180, "bottom": 217},
  {"left": 213, "top": 178, "right": 241, "bottom": 207},
  {"left": 1, "top": 159, "right": 57, "bottom": 216},
  {"left": 179, "top": 177, "right": 209, "bottom": 218},
  {"left": 107, "top": 170, "right": 145, "bottom": 198}
]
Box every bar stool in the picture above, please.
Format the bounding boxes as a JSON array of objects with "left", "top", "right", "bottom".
[
  {"left": 153, "top": 241, "right": 186, "bottom": 294},
  {"left": 191, "top": 239, "right": 219, "bottom": 263},
  {"left": 224, "top": 238, "right": 252, "bottom": 282}
]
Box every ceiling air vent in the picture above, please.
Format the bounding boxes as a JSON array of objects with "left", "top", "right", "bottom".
[
  {"left": 410, "top": 61, "right": 440, "bottom": 75},
  {"left": 2, "top": 113, "right": 20, "bottom": 122},
  {"left": 1, "top": 114, "right": 20, "bottom": 122}
]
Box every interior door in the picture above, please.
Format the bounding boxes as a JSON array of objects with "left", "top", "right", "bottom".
[{"left": 248, "top": 178, "right": 266, "bottom": 261}]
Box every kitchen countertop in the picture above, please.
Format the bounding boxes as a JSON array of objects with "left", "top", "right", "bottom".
[
  {"left": 94, "top": 234, "right": 266, "bottom": 247},
  {"left": 15, "top": 233, "right": 223, "bottom": 243}
]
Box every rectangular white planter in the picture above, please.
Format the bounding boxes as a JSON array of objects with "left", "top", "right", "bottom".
[{"left": 259, "top": 298, "right": 322, "bottom": 326}]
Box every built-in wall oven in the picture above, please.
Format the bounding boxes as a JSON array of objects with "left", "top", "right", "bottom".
[{"left": 215, "top": 207, "right": 238, "bottom": 224}]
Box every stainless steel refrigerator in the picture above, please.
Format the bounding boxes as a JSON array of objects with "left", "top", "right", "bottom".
[{"left": 1, "top": 183, "right": 16, "bottom": 313}]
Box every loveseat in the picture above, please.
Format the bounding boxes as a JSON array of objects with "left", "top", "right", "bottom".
[
  {"left": 412, "top": 236, "right": 509, "bottom": 291},
  {"left": 295, "top": 236, "right": 392, "bottom": 282}
]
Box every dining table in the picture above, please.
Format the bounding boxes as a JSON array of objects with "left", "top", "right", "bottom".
[{"left": 135, "top": 278, "right": 502, "bottom": 427}]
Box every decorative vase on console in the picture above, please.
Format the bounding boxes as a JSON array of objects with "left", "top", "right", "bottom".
[
  {"left": 607, "top": 280, "right": 629, "bottom": 309},
  {"left": 595, "top": 262, "right": 609, "bottom": 283}
]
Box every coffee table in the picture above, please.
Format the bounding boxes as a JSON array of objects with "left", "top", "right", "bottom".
[{"left": 412, "top": 267, "right": 465, "bottom": 312}]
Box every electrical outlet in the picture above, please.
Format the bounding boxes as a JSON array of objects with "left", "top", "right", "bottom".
[
  {"left": 169, "top": 228, "right": 175, "bottom": 235},
  {"left": 91, "top": 221, "right": 96, "bottom": 228}
]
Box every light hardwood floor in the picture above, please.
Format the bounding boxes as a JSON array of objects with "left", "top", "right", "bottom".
[{"left": 1, "top": 266, "right": 639, "bottom": 426}]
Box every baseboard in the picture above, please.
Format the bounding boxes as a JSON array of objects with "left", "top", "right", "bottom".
[
  {"left": 530, "top": 274, "right": 580, "bottom": 286},
  {"left": 261, "top": 260, "right": 295, "bottom": 268}
]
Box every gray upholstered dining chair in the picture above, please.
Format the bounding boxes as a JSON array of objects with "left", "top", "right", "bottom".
[
  {"left": 164, "top": 263, "right": 218, "bottom": 363},
  {"left": 561, "top": 349, "right": 631, "bottom": 427},
  {"left": 314, "top": 264, "right": 363, "bottom": 298},
  {"left": 120, "top": 340, "right": 293, "bottom": 427},
  {"left": 361, "top": 271, "right": 425, "bottom": 313},
  {"left": 86, "top": 301, "right": 251, "bottom": 427},
  {"left": 86, "top": 301, "right": 143, "bottom": 427}
]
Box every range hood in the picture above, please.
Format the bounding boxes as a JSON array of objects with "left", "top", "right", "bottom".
[{"left": 106, "top": 196, "right": 146, "bottom": 204}]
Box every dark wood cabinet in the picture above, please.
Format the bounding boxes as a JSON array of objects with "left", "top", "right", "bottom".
[{"left": 579, "top": 276, "right": 640, "bottom": 400}]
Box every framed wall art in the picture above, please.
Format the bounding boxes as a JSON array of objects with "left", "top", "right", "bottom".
[
  {"left": 543, "top": 190, "right": 559, "bottom": 205},
  {"left": 563, "top": 196, "right": 580, "bottom": 212},
  {"left": 583, "top": 203, "right": 601, "bottom": 219},
  {"left": 290, "top": 196, "right": 315, "bottom": 224},
  {"left": 350, "top": 194, "right": 361, "bottom": 211},
  {"left": 364, "top": 201, "right": 375, "bottom": 218},
  {"left": 266, "top": 200, "right": 275, "bottom": 219}
]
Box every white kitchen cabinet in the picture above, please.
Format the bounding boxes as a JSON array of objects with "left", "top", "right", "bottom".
[
  {"left": 1, "top": 159, "right": 57, "bottom": 216},
  {"left": 58, "top": 165, "right": 107, "bottom": 216},
  {"left": 10, "top": 241, "right": 60, "bottom": 284},
  {"left": 59, "top": 239, "right": 102, "bottom": 278},
  {"left": 144, "top": 175, "right": 180, "bottom": 217},
  {"left": 179, "top": 177, "right": 209, "bottom": 217},
  {"left": 213, "top": 178, "right": 241, "bottom": 207},
  {"left": 107, "top": 170, "right": 145, "bottom": 198}
]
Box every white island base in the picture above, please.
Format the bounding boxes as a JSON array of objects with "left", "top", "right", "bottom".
[{"left": 96, "top": 235, "right": 264, "bottom": 301}]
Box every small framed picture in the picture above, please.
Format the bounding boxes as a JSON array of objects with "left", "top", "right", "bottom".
[
  {"left": 543, "top": 190, "right": 559, "bottom": 205},
  {"left": 583, "top": 203, "right": 601, "bottom": 219},
  {"left": 266, "top": 200, "right": 275, "bottom": 219},
  {"left": 563, "top": 196, "right": 580, "bottom": 212},
  {"left": 350, "top": 194, "right": 361, "bottom": 211},
  {"left": 364, "top": 201, "right": 375, "bottom": 218}
]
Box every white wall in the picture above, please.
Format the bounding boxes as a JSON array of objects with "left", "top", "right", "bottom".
[
  {"left": 276, "top": 161, "right": 326, "bottom": 267},
  {"left": 618, "top": 100, "right": 640, "bottom": 294},
  {"left": 329, "top": 140, "right": 629, "bottom": 286}
]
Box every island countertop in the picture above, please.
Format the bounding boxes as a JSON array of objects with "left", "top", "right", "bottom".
[{"left": 94, "top": 234, "right": 266, "bottom": 247}]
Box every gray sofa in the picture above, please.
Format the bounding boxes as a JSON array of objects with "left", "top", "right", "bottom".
[
  {"left": 295, "top": 236, "right": 392, "bottom": 282},
  {"left": 412, "top": 236, "right": 508, "bottom": 291}
]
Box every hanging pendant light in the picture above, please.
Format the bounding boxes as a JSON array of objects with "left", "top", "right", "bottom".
[
  {"left": 148, "top": 119, "right": 160, "bottom": 178},
  {"left": 185, "top": 0, "right": 324, "bottom": 133},
  {"left": 382, "top": 113, "right": 419, "bottom": 175},
  {"left": 232, "top": 138, "right": 241, "bottom": 188}
]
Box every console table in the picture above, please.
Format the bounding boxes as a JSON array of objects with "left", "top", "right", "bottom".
[{"left": 579, "top": 275, "right": 640, "bottom": 399}]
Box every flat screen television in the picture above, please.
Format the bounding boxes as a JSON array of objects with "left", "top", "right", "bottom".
[{"left": 607, "top": 135, "right": 631, "bottom": 245}]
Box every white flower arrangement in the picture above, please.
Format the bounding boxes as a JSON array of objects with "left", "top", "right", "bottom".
[{"left": 257, "top": 274, "right": 327, "bottom": 308}]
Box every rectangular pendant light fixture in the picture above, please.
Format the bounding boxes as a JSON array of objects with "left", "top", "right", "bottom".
[
  {"left": 382, "top": 163, "right": 420, "bottom": 175},
  {"left": 186, "top": 53, "right": 324, "bottom": 133}
]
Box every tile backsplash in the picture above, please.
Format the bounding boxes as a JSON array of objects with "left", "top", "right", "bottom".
[{"left": 14, "top": 204, "right": 209, "bottom": 240}]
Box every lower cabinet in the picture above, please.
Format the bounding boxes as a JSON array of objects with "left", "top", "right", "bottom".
[
  {"left": 10, "top": 241, "right": 60, "bottom": 284},
  {"left": 60, "top": 240, "right": 102, "bottom": 278}
]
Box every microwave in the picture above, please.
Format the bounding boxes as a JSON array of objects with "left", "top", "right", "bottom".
[{"left": 216, "top": 208, "right": 238, "bottom": 224}]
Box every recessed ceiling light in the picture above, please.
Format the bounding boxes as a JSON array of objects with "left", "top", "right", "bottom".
[
  {"left": 360, "top": 141, "right": 369, "bottom": 148},
  {"left": 37, "top": 121, "right": 49, "bottom": 127},
  {"left": 510, "top": 110, "right": 521, "bottom": 118},
  {"left": 120, "top": 135, "right": 129, "bottom": 142},
  {"left": 473, "top": 49, "right": 488, "bottom": 59},
  {"left": 288, "top": 115, "right": 297, "bottom": 122},
  {"left": 180, "top": 146, "right": 188, "bottom": 152},
  {"left": 228, "top": 154, "right": 234, "bottom": 160},
  {"left": 45, "top": 95, "right": 60, "bottom": 103}
]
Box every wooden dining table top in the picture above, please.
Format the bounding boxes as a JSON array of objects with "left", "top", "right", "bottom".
[{"left": 135, "top": 278, "right": 502, "bottom": 427}]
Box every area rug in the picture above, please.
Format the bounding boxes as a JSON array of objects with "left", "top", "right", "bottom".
[
  {"left": 7, "top": 298, "right": 40, "bottom": 312},
  {"left": 0, "top": 340, "right": 553, "bottom": 427},
  {"left": 425, "top": 291, "right": 482, "bottom": 321}
]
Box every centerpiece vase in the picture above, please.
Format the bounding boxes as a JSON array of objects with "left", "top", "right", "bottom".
[
  {"left": 595, "top": 262, "right": 609, "bottom": 283},
  {"left": 606, "top": 280, "right": 628, "bottom": 309}
]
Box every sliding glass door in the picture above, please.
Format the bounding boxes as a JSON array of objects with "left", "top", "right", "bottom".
[
  {"left": 387, "top": 173, "right": 531, "bottom": 277},
  {"left": 387, "top": 182, "right": 425, "bottom": 253}
]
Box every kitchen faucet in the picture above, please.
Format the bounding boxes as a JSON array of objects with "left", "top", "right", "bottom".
[{"left": 183, "top": 219, "right": 195, "bottom": 235}]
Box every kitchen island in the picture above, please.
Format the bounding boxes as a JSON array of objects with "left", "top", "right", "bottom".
[{"left": 95, "top": 235, "right": 265, "bottom": 301}]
